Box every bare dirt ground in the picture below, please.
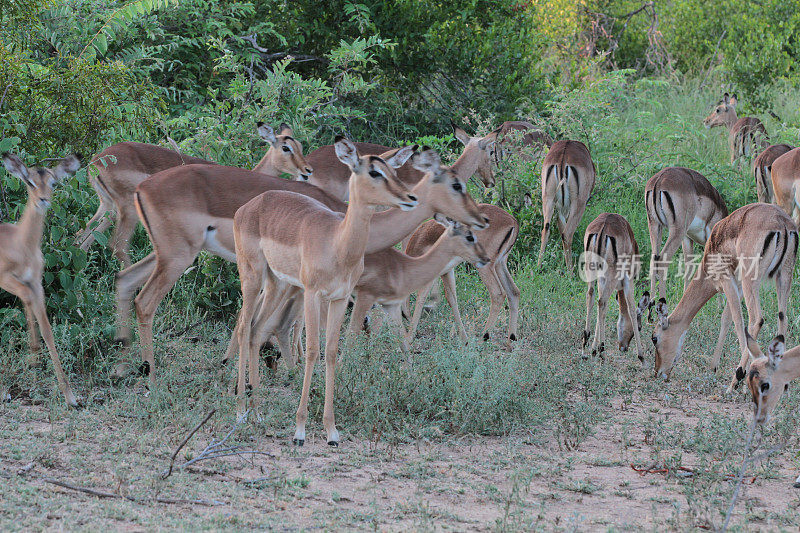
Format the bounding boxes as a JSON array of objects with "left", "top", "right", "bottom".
[{"left": 2, "top": 387, "right": 798, "bottom": 531}]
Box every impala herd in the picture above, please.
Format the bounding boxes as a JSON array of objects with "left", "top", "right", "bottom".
[{"left": 3, "top": 92, "right": 800, "bottom": 453}]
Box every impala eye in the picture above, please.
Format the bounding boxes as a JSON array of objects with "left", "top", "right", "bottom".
[
  {"left": 369, "top": 170, "right": 383, "bottom": 179},
  {"left": 282, "top": 146, "right": 291, "bottom": 153},
  {"left": 466, "top": 233, "right": 475, "bottom": 243},
  {"left": 452, "top": 182, "right": 462, "bottom": 192}
]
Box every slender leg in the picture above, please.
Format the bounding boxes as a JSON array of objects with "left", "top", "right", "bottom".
[
  {"left": 110, "top": 205, "right": 139, "bottom": 269},
  {"left": 383, "top": 303, "right": 409, "bottom": 352},
  {"left": 348, "top": 293, "right": 374, "bottom": 336},
  {"left": 621, "top": 276, "right": 644, "bottom": 363},
  {"left": 537, "top": 197, "right": 555, "bottom": 267},
  {"left": 681, "top": 238, "right": 693, "bottom": 291},
  {"left": 22, "top": 302, "right": 40, "bottom": 354},
  {"left": 655, "top": 229, "right": 685, "bottom": 300},
  {"left": 294, "top": 290, "right": 321, "bottom": 446},
  {"left": 496, "top": 257, "right": 520, "bottom": 341},
  {"left": 775, "top": 270, "right": 791, "bottom": 339},
  {"left": 114, "top": 252, "right": 157, "bottom": 344},
  {"left": 133, "top": 254, "right": 195, "bottom": 385},
  {"left": 321, "top": 297, "right": 348, "bottom": 446},
  {"left": 646, "top": 216, "right": 663, "bottom": 298},
  {"left": 405, "top": 280, "right": 436, "bottom": 343},
  {"left": 478, "top": 265, "right": 506, "bottom": 341},
  {"left": 1, "top": 276, "right": 78, "bottom": 407},
  {"left": 709, "top": 299, "right": 732, "bottom": 373},
  {"left": 75, "top": 177, "right": 114, "bottom": 250},
  {"left": 440, "top": 269, "right": 468, "bottom": 342},
  {"left": 582, "top": 282, "right": 595, "bottom": 358},
  {"left": 592, "top": 277, "right": 616, "bottom": 359},
  {"left": 740, "top": 279, "right": 764, "bottom": 342},
  {"left": 720, "top": 279, "right": 750, "bottom": 393}
]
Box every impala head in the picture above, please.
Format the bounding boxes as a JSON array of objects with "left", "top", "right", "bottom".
[
  {"left": 703, "top": 93, "right": 739, "bottom": 129},
  {"left": 435, "top": 214, "right": 491, "bottom": 268},
  {"left": 452, "top": 122, "right": 501, "bottom": 188},
  {"left": 651, "top": 298, "right": 684, "bottom": 380},
  {"left": 747, "top": 335, "right": 786, "bottom": 425},
  {"left": 256, "top": 122, "right": 313, "bottom": 180},
  {"left": 410, "top": 148, "right": 489, "bottom": 230},
  {"left": 618, "top": 291, "right": 651, "bottom": 352},
  {"left": 334, "top": 137, "right": 418, "bottom": 210},
  {"left": 2, "top": 152, "right": 81, "bottom": 212}
]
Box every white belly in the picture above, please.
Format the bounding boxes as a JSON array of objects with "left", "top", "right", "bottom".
[
  {"left": 686, "top": 216, "right": 709, "bottom": 243},
  {"left": 203, "top": 227, "right": 237, "bottom": 262}
]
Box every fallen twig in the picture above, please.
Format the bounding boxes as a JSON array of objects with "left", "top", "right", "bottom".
[
  {"left": 719, "top": 416, "right": 759, "bottom": 532},
  {"left": 43, "top": 478, "right": 224, "bottom": 507},
  {"left": 162, "top": 409, "right": 216, "bottom": 480}
]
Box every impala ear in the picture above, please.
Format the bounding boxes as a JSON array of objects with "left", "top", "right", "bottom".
[
  {"left": 478, "top": 127, "right": 501, "bottom": 150},
  {"left": 655, "top": 297, "right": 669, "bottom": 329},
  {"left": 257, "top": 122, "right": 277, "bottom": 144},
  {"left": 722, "top": 92, "right": 730, "bottom": 105},
  {"left": 52, "top": 154, "right": 81, "bottom": 181},
  {"left": 451, "top": 122, "right": 471, "bottom": 146},
  {"left": 768, "top": 335, "right": 785, "bottom": 369},
  {"left": 2, "top": 152, "right": 32, "bottom": 186},
  {"left": 334, "top": 136, "right": 360, "bottom": 170},
  {"left": 638, "top": 291, "right": 651, "bottom": 314},
  {"left": 383, "top": 145, "right": 416, "bottom": 169},
  {"left": 729, "top": 93, "right": 738, "bottom": 107},
  {"left": 278, "top": 122, "right": 293, "bottom": 136},
  {"left": 410, "top": 148, "right": 441, "bottom": 174}
]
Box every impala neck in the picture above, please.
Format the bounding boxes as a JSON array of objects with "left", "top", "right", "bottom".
[
  {"left": 366, "top": 177, "right": 435, "bottom": 253},
  {"left": 450, "top": 144, "right": 481, "bottom": 180},
  {"left": 723, "top": 110, "right": 739, "bottom": 129},
  {"left": 336, "top": 181, "right": 377, "bottom": 264},
  {"left": 667, "top": 276, "right": 719, "bottom": 333},
  {"left": 16, "top": 192, "right": 46, "bottom": 249},
  {"left": 396, "top": 233, "right": 462, "bottom": 295},
  {"left": 252, "top": 150, "right": 279, "bottom": 175}
]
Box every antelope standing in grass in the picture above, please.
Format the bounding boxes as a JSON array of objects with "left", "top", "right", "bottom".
[
  {"left": 75, "top": 123, "right": 311, "bottom": 267},
  {"left": 404, "top": 203, "right": 520, "bottom": 345},
  {"left": 651, "top": 204, "right": 796, "bottom": 392},
  {"left": 348, "top": 215, "right": 490, "bottom": 351},
  {"left": 233, "top": 138, "right": 419, "bottom": 446},
  {"left": 581, "top": 213, "right": 650, "bottom": 362},
  {"left": 118, "top": 146, "right": 488, "bottom": 383},
  {"left": 703, "top": 93, "right": 768, "bottom": 166},
  {"left": 496, "top": 120, "right": 553, "bottom": 163},
  {"left": 304, "top": 123, "right": 500, "bottom": 202},
  {"left": 753, "top": 144, "right": 793, "bottom": 203},
  {"left": 1, "top": 153, "right": 81, "bottom": 406},
  {"left": 768, "top": 147, "right": 800, "bottom": 226},
  {"left": 537, "top": 140, "right": 595, "bottom": 271},
  {"left": 645, "top": 167, "right": 728, "bottom": 300}
]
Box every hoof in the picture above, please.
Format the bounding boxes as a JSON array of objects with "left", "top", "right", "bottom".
[
  {"left": 245, "top": 384, "right": 253, "bottom": 397},
  {"left": 735, "top": 366, "right": 746, "bottom": 382},
  {"left": 327, "top": 440, "right": 339, "bottom": 447},
  {"left": 509, "top": 333, "right": 517, "bottom": 342},
  {"left": 112, "top": 337, "right": 131, "bottom": 348},
  {"left": 138, "top": 361, "right": 151, "bottom": 377},
  {"left": 293, "top": 438, "right": 305, "bottom": 447},
  {"left": 483, "top": 332, "right": 490, "bottom": 341}
]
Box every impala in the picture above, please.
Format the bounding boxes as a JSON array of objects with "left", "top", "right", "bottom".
[
  {"left": 349, "top": 216, "right": 490, "bottom": 351},
  {"left": 703, "top": 93, "right": 768, "bottom": 166},
  {"left": 581, "top": 213, "right": 650, "bottom": 362},
  {"left": 496, "top": 120, "right": 553, "bottom": 163},
  {"left": 233, "top": 138, "right": 418, "bottom": 446},
  {"left": 75, "top": 123, "right": 311, "bottom": 267},
  {"left": 403, "top": 203, "right": 520, "bottom": 344},
  {"left": 753, "top": 144, "right": 793, "bottom": 203},
  {"left": 645, "top": 167, "right": 728, "bottom": 300},
  {"left": 304, "top": 123, "right": 500, "bottom": 202},
  {"left": 117, "top": 147, "right": 488, "bottom": 382},
  {"left": 1, "top": 152, "right": 81, "bottom": 406},
  {"left": 651, "top": 204, "right": 796, "bottom": 392},
  {"left": 537, "top": 140, "right": 595, "bottom": 271},
  {"left": 768, "top": 147, "right": 800, "bottom": 226},
  {"left": 219, "top": 148, "right": 492, "bottom": 368}
]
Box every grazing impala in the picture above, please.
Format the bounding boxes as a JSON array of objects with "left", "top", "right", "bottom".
[
  {"left": 645, "top": 167, "right": 728, "bottom": 300},
  {"left": 703, "top": 93, "right": 768, "bottom": 165},
  {"left": 537, "top": 140, "right": 596, "bottom": 271},
  {"left": 753, "top": 144, "right": 793, "bottom": 203},
  {"left": 233, "top": 138, "right": 418, "bottom": 446},
  {"left": 581, "top": 213, "right": 650, "bottom": 362},
  {"left": 75, "top": 123, "right": 311, "bottom": 267},
  {"left": 303, "top": 123, "right": 501, "bottom": 202},
  {"left": 651, "top": 204, "right": 797, "bottom": 392},
  {"left": 1, "top": 152, "right": 81, "bottom": 406},
  {"left": 348, "top": 216, "right": 490, "bottom": 351},
  {"left": 403, "top": 204, "right": 520, "bottom": 344},
  {"left": 118, "top": 147, "right": 488, "bottom": 382},
  {"left": 768, "top": 147, "right": 800, "bottom": 226}
]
